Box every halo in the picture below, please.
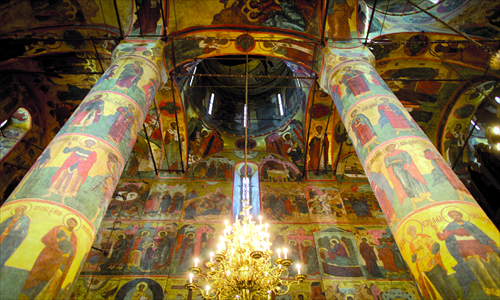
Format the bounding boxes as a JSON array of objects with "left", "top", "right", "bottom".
[
  {"left": 63, "top": 213, "right": 82, "bottom": 232},
  {"left": 148, "top": 242, "right": 154, "bottom": 247},
  {"left": 288, "top": 239, "right": 297, "bottom": 245},
  {"left": 136, "top": 282, "right": 148, "bottom": 291},
  {"left": 441, "top": 206, "right": 470, "bottom": 223},
  {"left": 11, "top": 203, "right": 32, "bottom": 215},
  {"left": 402, "top": 219, "right": 423, "bottom": 244},
  {"left": 383, "top": 142, "right": 399, "bottom": 153},
  {"left": 342, "top": 66, "right": 353, "bottom": 71},
  {"left": 186, "top": 232, "right": 195, "bottom": 238},
  {"left": 79, "top": 137, "right": 100, "bottom": 149},
  {"left": 349, "top": 107, "right": 360, "bottom": 117},
  {"left": 115, "top": 233, "right": 126, "bottom": 240},
  {"left": 282, "top": 132, "right": 291, "bottom": 140},
  {"left": 140, "top": 230, "right": 151, "bottom": 237},
  {"left": 302, "top": 239, "right": 312, "bottom": 246},
  {"left": 124, "top": 101, "right": 137, "bottom": 112},
  {"left": 329, "top": 238, "right": 339, "bottom": 245},
  {"left": 295, "top": 292, "right": 306, "bottom": 298},
  {"left": 157, "top": 230, "right": 168, "bottom": 237},
  {"left": 376, "top": 96, "right": 391, "bottom": 104},
  {"left": 89, "top": 92, "right": 108, "bottom": 101}
]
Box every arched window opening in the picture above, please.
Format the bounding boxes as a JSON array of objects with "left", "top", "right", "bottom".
[
  {"left": 0, "top": 107, "right": 32, "bottom": 162},
  {"left": 233, "top": 162, "right": 260, "bottom": 218}
]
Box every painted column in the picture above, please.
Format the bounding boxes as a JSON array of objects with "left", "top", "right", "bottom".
[
  {"left": 320, "top": 45, "right": 500, "bottom": 299},
  {"left": 0, "top": 40, "right": 165, "bottom": 300}
]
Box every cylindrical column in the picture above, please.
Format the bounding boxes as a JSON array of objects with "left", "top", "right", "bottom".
[
  {"left": 0, "top": 40, "right": 165, "bottom": 300},
  {"left": 320, "top": 46, "right": 500, "bottom": 299}
]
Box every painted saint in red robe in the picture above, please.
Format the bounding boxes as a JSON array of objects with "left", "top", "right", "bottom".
[
  {"left": 20, "top": 218, "right": 78, "bottom": 300},
  {"left": 43, "top": 139, "right": 98, "bottom": 202},
  {"left": 341, "top": 66, "right": 371, "bottom": 96}
]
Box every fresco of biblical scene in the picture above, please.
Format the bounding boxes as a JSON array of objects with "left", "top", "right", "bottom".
[
  {"left": 128, "top": 0, "right": 165, "bottom": 37},
  {"left": 260, "top": 154, "right": 302, "bottom": 182},
  {"left": 352, "top": 226, "right": 410, "bottom": 280},
  {"left": 120, "top": 105, "right": 162, "bottom": 179},
  {"left": 367, "top": 280, "right": 419, "bottom": 300},
  {"left": 324, "top": 0, "right": 356, "bottom": 45},
  {"left": 340, "top": 187, "right": 386, "bottom": 225},
  {"left": 304, "top": 184, "right": 348, "bottom": 224},
  {"left": 395, "top": 202, "right": 500, "bottom": 300},
  {"left": 306, "top": 96, "right": 335, "bottom": 180},
  {"left": 365, "top": 137, "right": 476, "bottom": 224},
  {"left": 58, "top": 91, "right": 143, "bottom": 155},
  {"left": 322, "top": 279, "right": 414, "bottom": 300},
  {"left": 0, "top": 107, "right": 31, "bottom": 161},
  {"left": 181, "top": 182, "right": 232, "bottom": 223},
  {"left": 260, "top": 183, "right": 310, "bottom": 223},
  {"left": 104, "top": 181, "right": 150, "bottom": 221},
  {"left": 114, "top": 277, "right": 167, "bottom": 300},
  {"left": 265, "top": 120, "right": 306, "bottom": 169},
  {"left": 188, "top": 156, "right": 235, "bottom": 181},
  {"left": 343, "top": 96, "right": 424, "bottom": 162},
  {"left": 335, "top": 152, "right": 368, "bottom": 183},
  {"left": 0, "top": 201, "right": 94, "bottom": 300},
  {"left": 7, "top": 134, "right": 123, "bottom": 225},
  {"left": 313, "top": 225, "right": 364, "bottom": 278},
  {"left": 142, "top": 182, "right": 186, "bottom": 221},
  {"left": 439, "top": 81, "right": 495, "bottom": 174},
  {"left": 267, "top": 225, "right": 319, "bottom": 279},
  {"left": 330, "top": 63, "right": 392, "bottom": 115},
  {"left": 84, "top": 221, "right": 179, "bottom": 276},
  {"left": 163, "top": 278, "right": 195, "bottom": 300},
  {"left": 155, "top": 85, "right": 188, "bottom": 178},
  {"left": 170, "top": 223, "right": 225, "bottom": 276},
  {"left": 271, "top": 281, "right": 326, "bottom": 300},
  {"left": 186, "top": 114, "right": 224, "bottom": 169},
  {"left": 69, "top": 276, "right": 121, "bottom": 300}
]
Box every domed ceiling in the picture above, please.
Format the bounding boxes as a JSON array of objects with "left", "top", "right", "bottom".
[{"left": 188, "top": 55, "right": 303, "bottom": 137}]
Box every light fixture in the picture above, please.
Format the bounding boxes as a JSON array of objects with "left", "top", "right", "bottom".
[
  {"left": 185, "top": 208, "right": 306, "bottom": 299},
  {"left": 494, "top": 96, "right": 500, "bottom": 105}
]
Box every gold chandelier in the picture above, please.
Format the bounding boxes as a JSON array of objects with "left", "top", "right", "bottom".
[{"left": 185, "top": 205, "right": 306, "bottom": 299}]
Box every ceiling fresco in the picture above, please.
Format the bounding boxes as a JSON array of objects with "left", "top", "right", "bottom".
[
  {"left": 2, "top": 1, "right": 500, "bottom": 300},
  {"left": 1, "top": 0, "right": 499, "bottom": 197}
]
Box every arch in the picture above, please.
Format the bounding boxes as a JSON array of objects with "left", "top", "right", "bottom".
[{"left": 0, "top": 107, "right": 32, "bottom": 162}]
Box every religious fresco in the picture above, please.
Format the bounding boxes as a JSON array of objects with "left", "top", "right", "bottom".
[
  {"left": 181, "top": 182, "right": 232, "bottom": 223},
  {"left": 164, "top": 31, "right": 321, "bottom": 74},
  {"left": 260, "top": 182, "right": 310, "bottom": 224},
  {"left": 313, "top": 225, "right": 364, "bottom": 279},
  {"left": 166, "top": 0, "right": 321, "bottom": 36},
  {"left": 395, "top": 202, "right": 500, "bottom": 300},
  {"left": 0, "top": 107, "right": 31, "bottom": 161},
  {"left": 81, "top": 220, "right": 179, "bottom": 276},
  {"left": 188, "top": 156, "right": 235, "bottom": 181},
  {"left": 365, "top": 137, "right": 476, "bottom": 225},
  {"left": 438, "top": 81, "right": 496, "bottom": 173},
  {"left": 352, "top": 225, "right": 410, "bottom": 280},
  {"left": 70, "top": 276, "right": 121, "bottom": 300},
  {"left": 306, "top": 86, "right": 335, "bottom": 180},
  {"left": 324, "top": 0, "right": 358, "bottom": 47},
  {"left": 0, "top": 200, "right": 94, "bottom": 300},
  {"left": 322, "top": 278, "right": 418, "bottom": 300}
]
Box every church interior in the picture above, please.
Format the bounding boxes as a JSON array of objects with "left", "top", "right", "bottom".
[{"left": 1, "top": 0, "right": 500, "bottom": 299}]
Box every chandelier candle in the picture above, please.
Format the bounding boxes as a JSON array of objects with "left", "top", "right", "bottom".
[{"left": 185, "top": 207, "right": 307, "bottom": 299}]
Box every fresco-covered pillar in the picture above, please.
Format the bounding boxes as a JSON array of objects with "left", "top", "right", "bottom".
[
  {"left": 0, "top": 40, "right": 165, "bottom": 300},
  {"left": 320, "top": 45, "right": 500, "bottom": 299}
]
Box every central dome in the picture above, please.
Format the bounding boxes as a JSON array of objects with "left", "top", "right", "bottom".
[{"left": 187, "top": 55, "right": 303, "bottom": 137}]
